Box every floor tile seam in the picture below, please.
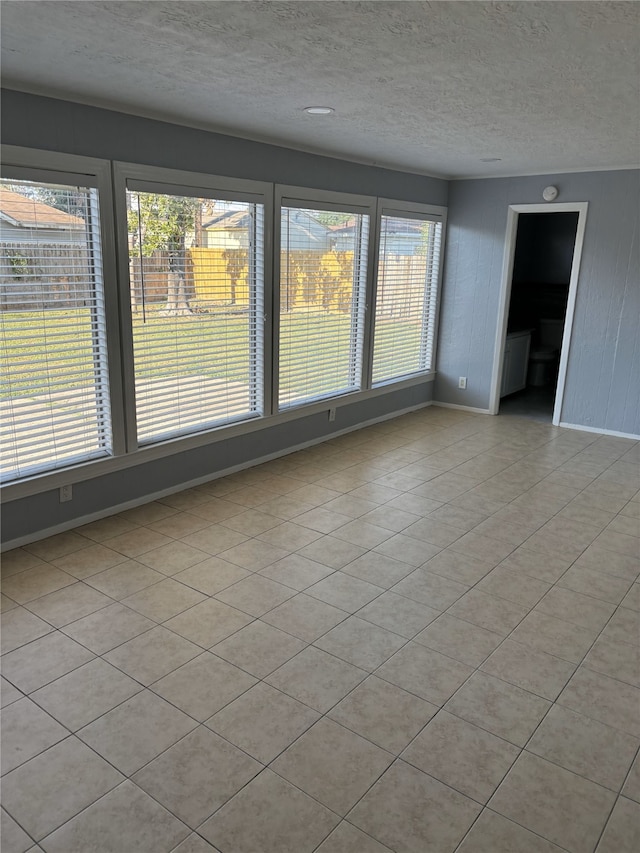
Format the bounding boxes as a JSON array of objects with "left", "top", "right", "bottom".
[
  {"left": 56, "top": 605, "right": 161, "bottom": 656},
  {"left": 619, "top": 744, "right": 640, "bottom": 802},
  {"left": 22, "top": 535, "right": 96, "bottom": 562},
  {"left": 580, "top": 658, "right": 640, "bottom": 691},
  {"left": 337, "top": 754, "right": 486, "bottom": 839},
  {"left": 555, "top": 573, "right": 636, "bottom": 607},
  {"left": 452, "top": 806, "right": 574, "bottom": 853},
  {"left": 478, "top": 631, "right": 586, "bottom": 674},
  {"left": 18, "top": 578, "right": 131, "bottom": 630},
  {"left": 302, "top": 577, "right": 389, "bottom": 616},
  {"left": 2, "top": 736, "right": 126, "bottom": 843},
  {"left": 202, "top": 688, "right": 322, "bottom": 763},
  {"left": 0, "top": 804, "right": 41, "bottom": 851},
  {"left": 512, "top": 597, "right": 640, "bottom": 775},
  {"left": 0, "top": 715, "right": 71, "bottom": 778},
  {"left": 482, "top": 745, "right": 620, "bottom": 850},
  {"left": 0, "top": 563, "right": 80, "bottom": 601},
  {"left": 0, "top": 639, "right": 99, "bottom": 696},
  {"left": 305, "top": 610, "right": 426, "bottom": 674},
  {"left": 1, "top": 557, "right": 70, "bottom": 582},
  {"left": 265, "top": 732, "right": 396, "bottom": 816},
  {"left": 590, "top": 787, "right": 628, "bottom": 853},
  {"left": 8, "top": 668, "right": 149, "bottom": 747},
  {"left": 522, "top": 734, "right": 640, "bottom": 797},
  {"left": 124, "top": 718, "right": 270, "bottom": 810},
  {"left": 138, "top": 724, "right": 383, "bottom": 838},
  {"left": 558, "top": 588, "right": 640, "bottom": 683},
  {"left": 398, "top": 733, "right": 522, "bottom": 808},
  {"left": 0, "top": 615, "right": 57, "bottom": 654},
  {"left": 35, "top": 777, "right": 191, "bottom": 850},
  {"left": 437, "top": 553, "right": 635, "bottom": 707},
  {"left": 15, "top": 611, "right": 211, "bottom": 693},
  {"left": 309, "top": 821, "right": 396, "bottom": 853}
]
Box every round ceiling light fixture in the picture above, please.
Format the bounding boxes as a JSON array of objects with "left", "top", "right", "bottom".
[{"left": 303, "top": 106, "right": 335, "bottom": 115}]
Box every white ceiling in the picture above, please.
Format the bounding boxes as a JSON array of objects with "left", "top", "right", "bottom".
[{"left": 2, "top": 1, "right": 639, "bottom": 178}]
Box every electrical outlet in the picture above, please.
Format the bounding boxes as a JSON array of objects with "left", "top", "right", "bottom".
[
  {"left": 59, "top": 484, "right": 73, "bottom": 502},
  {"left": 328, "top": 407, "right": 336, "bottom": 422},
  {"left": 458, "top": 377, "right": 467, "bottom": 389}
]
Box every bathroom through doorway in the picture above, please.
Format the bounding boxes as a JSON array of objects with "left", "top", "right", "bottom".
[{"left": 489, "top": 202, "right": 588, "bottom": 425}]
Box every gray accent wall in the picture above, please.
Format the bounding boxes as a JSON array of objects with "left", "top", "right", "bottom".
[
  {"left": 436, "top": 170, "right": 640, "bottom": 435},
  {"left": 0, "top": 90, "right": 448, "bottom": 204},
  {"left": 0, "top": 91, "right": 445, "bottom": 546},
  {"left": 2, "top": 385, "right": 431, "bottom": 546}
]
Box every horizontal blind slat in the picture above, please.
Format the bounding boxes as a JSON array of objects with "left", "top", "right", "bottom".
[
  {"left": 1, "top": 177, "right": 112, "bottom": 482},
  {"left": 372, "top": 216, "right": 443, "bottom": 385},
  {"left": 127, "top": 190, "right": 265, "bottom": 441}
]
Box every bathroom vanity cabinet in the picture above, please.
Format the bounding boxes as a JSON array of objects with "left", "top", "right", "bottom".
[{"left": 501, "top": 330, "right": 532, "bottom": 397}]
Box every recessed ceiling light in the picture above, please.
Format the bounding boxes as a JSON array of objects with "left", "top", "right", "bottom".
[
  {"left": 303, "top": 106, "right": 335, "bottom": 115},
  {"left": 480, "top": 157, "right": 502, "bottom": 162}
]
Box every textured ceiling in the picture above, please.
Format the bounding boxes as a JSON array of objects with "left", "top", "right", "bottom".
[{"left": 2, "top": 1, "right": 639, "bottom": 178}]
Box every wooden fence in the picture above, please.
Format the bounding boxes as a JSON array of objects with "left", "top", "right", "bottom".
[
  {"left": 0, "top": 243, "right": 92, "bottom": 310},
  {"left": 1, "top": 244, "right": 430, "bottom": 316}
]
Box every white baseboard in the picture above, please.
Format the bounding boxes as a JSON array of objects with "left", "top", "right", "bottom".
[
  {"left": 559, "top": 422, "right": 640, "bottom": 441},
  {"left": 432, "top": 401, "right": 492, "bottom": 415},
  {"left": 2, "top": 400, "right": 433, "bottom": 552}
]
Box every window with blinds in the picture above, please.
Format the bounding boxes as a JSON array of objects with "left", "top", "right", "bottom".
[
  {"left": 0, "top": 178, "right": 112, "bottom": 482},
  {"left": 278, "top": 205, "right": 369, "bottom": 409},
  {"left": 126, "top": 188, "right": 264, "bottom": 444},
  {"left": 372, "top": 213, "right": 443, "bottom": 385}
]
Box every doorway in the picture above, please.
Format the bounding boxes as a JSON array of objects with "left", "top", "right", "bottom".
[{"left": 490, "top": 202, "right": 588, "bottom": 425}]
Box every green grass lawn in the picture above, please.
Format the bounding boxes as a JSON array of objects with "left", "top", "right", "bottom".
[{"left": 1, "top": 305, "right": 424, "bottom": 402}]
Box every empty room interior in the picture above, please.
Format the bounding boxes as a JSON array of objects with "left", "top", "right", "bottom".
[{"left": 1, "top": 2, "right": 639, "bottom": 853}]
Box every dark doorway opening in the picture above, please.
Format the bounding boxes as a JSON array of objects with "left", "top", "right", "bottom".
[{"left": 499, "top": 211, "right": 579, "bottom": 423}]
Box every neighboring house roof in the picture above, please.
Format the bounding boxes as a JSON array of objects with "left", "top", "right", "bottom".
[
  {"left": 203, "top": 210, "right": 251, "bottom": 230},
  {"left": 331, "top": 217, "right": 423, "bottom": 235},
  {"left": 0, "top": 188, "right": 85, "bottom": 230},
  {"left": 205, "top": 208, "right": 331, "bottom": 246}
]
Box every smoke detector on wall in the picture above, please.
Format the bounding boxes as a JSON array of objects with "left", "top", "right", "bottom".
[{"left": 543, "top": 186, "right": 559, "bottom": 201}]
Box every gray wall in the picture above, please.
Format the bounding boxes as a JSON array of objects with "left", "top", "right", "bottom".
[
  {"left": 2, "top": 385, "right": 431, "bottom": 546},
  {"left": 0, "top": 90, "right": 448, "bottom": 204},
  {"left": 436, "top": 170, "right": 640, "bottom": 435},
  {"left": 1, "top": 91, "right": 446, "bottom": 546}
]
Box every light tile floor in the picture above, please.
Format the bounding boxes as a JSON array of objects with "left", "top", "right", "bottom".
[{"left": 1, "top": 407, "right": 639, "bottom": 853}]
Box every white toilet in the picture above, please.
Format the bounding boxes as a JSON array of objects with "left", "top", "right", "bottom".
[{"left": 528, "top": 318, "right": 563, "bottom": 387}]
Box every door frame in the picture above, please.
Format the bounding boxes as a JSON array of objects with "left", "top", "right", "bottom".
[{"left": 489, "top": 202, "right": 588, "bottom": 425}]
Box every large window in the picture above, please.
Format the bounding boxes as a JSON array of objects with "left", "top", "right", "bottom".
[
  {"left": 278, "top": 204, "right": 369, "bottom": 408},
  {"left": 1, "top": 151, "right": 447, "bottom": 494},
  {"left": 0, "top": 177, "right": 112, "bottom": 481},
  {"left": 125, "top": 186, "right": 264, "bottom": 444},
  {"left": 372, "top": 212, "right": 443, "bottom": 384}
]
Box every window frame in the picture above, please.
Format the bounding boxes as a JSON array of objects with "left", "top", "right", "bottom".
[
  {"left": 112, "top": 162, "right": 274, "bottom": 451},
  {"left": 0, "top": 145, "right": 126, "bottom": 477},
  {"left": 274, "top": 185, "right": 378, "bottom": 412},
  {"left": 1, "top": 152, "right": 445, "bottom": 503},
  {"left": 368, "top": 198, "right": 447, "bottom": 388}
]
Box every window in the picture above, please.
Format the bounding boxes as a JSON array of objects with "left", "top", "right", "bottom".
[
  {"left": 372, "top": 211, "right": 443, "bottom": 384},
  {"left": 125, "top": 186, "right": 264, "bottom": 444},
  {"left": 278, "top": 204, "right": 369, "bottom": 409},
  {"left": 0, "top": 177, "right": 111, "bottom": 481},
  {"left": 1, "top": 152, "right": 447, "bottom": 496}
]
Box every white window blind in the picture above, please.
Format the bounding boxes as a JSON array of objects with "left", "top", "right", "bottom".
[
  {"left": 0, "top": 178, "right": 112, "bottom": 482},
  {"left": 372, "top": 213, "right": 443, "bottom": 385},
  {"left": 278, "top": 205, "right": 369, "bottom": 409},
  {"left": 126, "top": 189, "right": 264, "bottom": 444}
]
